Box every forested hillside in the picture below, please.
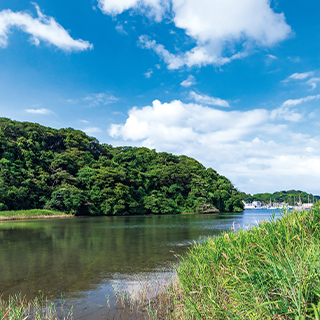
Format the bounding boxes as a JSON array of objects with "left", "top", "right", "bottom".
[
  {"left": 0, "top": 118, "right": 244, "bottom": 215},
  {"left": 241, "top": 190, "right": 319, "bottom": 204}
]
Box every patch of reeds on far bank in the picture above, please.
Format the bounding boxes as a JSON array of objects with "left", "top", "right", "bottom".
[
  {"left": 0, "top": 209, "right": 71, "bottom": 221},
  {"left": 172, "top": 202, "right": 320, "bottom": 319}
]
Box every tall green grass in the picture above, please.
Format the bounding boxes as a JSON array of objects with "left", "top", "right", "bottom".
[
  {"left": 0, "top": 294, "right": 73, "bottom": 320},
  {"left": 174, "top": 204, "right": 320, "bottom": 319}
]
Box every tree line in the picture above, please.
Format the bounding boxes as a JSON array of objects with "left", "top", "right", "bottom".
[
  {"left": 240, "top": 190, "right": 319, "bottom": 205},
  {"left": 0, "top": 118, "right": 244, "bottom": 215}
]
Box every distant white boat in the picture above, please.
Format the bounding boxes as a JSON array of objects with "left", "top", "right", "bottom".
[{"left": 244, "top": 204, "right": 256, "bottom": 209}]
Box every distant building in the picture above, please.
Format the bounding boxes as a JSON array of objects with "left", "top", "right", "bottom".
[
  {"left": 302, "top": 203, "right": 314, "bottom": 209},
  {"left": 252, "top": 201, "right": 262, "bottom": 208},
  {"left": 243, "top": 201, "right": 256, "bottom": 209}
]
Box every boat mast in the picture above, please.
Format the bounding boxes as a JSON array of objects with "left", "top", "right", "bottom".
[{"left": 299, "top": 194, "right": 301, "bottom": 205}]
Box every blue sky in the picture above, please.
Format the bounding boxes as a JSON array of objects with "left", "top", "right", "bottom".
[{"left": 1, "top": 0, "right": 320, "bottom": 195}]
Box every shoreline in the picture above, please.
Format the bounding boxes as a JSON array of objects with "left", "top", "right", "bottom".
[
  {"left": 0, "top": 212, "right": 203, "bottom": 221},
  {"left": 0, "top": 214, "right": 75, "bottom": 221},
  {"left": 0, "top": 210, "right": 243, "bottom": 222}
]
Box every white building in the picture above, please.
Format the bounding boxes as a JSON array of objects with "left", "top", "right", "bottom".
[{"left": 302, "top": 203, "right": 314, "bottom": 209}]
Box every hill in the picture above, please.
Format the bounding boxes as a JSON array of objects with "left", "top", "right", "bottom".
[
  {"left": 0, "top": 118, "right": 244, "bottom": 215},
  {"left": 241, "top": 190, "right": 319, "bottom": 205}
]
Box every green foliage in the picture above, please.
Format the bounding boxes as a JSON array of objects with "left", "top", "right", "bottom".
[
  {"left": 174, "top": 204, "right": 320, "bottom": 319},
  {"left": 0, "top": 118, "right": 243, "bottom": 215},
  {"left": 241, "top": 190, "right": 319, "bottom": 204}
]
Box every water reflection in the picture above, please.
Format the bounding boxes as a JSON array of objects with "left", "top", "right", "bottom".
[{"left": 0, "top": 209, "right": 281, "bottom": 319}]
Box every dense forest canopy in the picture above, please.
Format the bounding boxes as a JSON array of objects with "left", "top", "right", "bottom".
[
  {"left": 0, "top": 118, "right": 244, "bottom": 215},
  {"left": 241, "top": 190, "right": 320, "bottom": 205}
]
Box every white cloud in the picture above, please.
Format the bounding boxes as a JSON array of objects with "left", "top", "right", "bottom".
[
  {"left": 144, "top": 69, "right": 153, "bottom": 78},
  {"left": 189, "top": 91, "right": 229, "bottom": 107},
  {"left": 266, "top": 54, "right": 277, "bottom": 60},
  {"left": 100, "top": 0, "right": 291, "bottom": 69},
  {"left": 109, "top": 99, "right": 268, "bottom": 143},
  {"left": 282, "top": 94, "right": 320, "bottom": 107},
  {"left": 138, "top": 35, "right": 185, "bottom": 69},
  {"left": 84, "top": 127, "right": 102, "bottom": 136},
  {"left": 97, "top": 0, "right": 169, "bottom": 22},
  {"left": 109, "top": 99, "right": 320, "bottom": 194},
  {"left": 283, "top": 71, "right": 314, "bottom": 82},
  {"left": 115, "top": 23, "right": 128, "bottom": 35},
  {"left": 270, "top": 106, "right": 302, "bottom": 122},
  {"left": 307, "top": 77, "right": 320, "bottom": 90},
  {"left": 0, "top": 3, "right": 92, "bottom": 51},
  {"left": 25, "top": 108, "right": 53, "bottom": 115},
  {"left": 180, "top": 75, "right": 196, "bottom": 87},
  {"left": 84, "top": 93, "right": 119, "bottom": 107}
]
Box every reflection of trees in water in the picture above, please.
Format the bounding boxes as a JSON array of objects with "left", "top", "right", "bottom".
[{"left": 0, "top": 215, "right": 224, "bottom": 300}]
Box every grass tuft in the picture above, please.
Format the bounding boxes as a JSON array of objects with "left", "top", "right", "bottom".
[{"left": 0, "top": 293, "right": 73, "bottom": 320}]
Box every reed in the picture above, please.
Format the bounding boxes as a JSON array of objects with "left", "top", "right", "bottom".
[
  {"left": 110, "top": 274, "right": 178, "bottom": 319},
  {"left": 172, "top": 204, "right": 320, "bottom": 319},
  {"left": 0, "top": 294, "right": 73, "bottom": 320}
]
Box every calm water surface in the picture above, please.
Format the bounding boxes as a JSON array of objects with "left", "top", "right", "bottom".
[{"left": 0, "top": 209, "right": 281, "bottom": 319}]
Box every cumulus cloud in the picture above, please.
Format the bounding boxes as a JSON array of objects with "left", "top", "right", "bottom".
[
  {"left": 109, "top": 99, "right": 269, "bottom": 144},
  {"left": 0, "top": 3, "right": 92, "bottom": 51},
  {"left": 84, "top": 93, "right": 119, "bottom": 107},
  {"left": 189, "top": 91, "right": 229, "bottom": 107},
  {"left": 109, "top": 99, "right": 320, "bottom": 193},
  {"left": 282, "top": 94, "right": 320, "bottom": 107},
  {"left": 100, "top": 0, "right": 291, "bottom": 69},
  {"left": 180, "top": 75, "right": 196, "bottom": 87},
  {"left": 25, "top": 108, "right": 53, "bottom": 114},
  {"left": 97, "top": 0, "right": 169, "bottom": 22}
]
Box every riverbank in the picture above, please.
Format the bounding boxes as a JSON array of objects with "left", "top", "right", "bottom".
[
  {"left": 0, "top": 209, "right": 71, "bottom": 221},
  {"left": 3, "top": 208, "right": 315, "bottom": 319},
  {"left": 172, "top": 204, "right": 320, "bottom": 319}
]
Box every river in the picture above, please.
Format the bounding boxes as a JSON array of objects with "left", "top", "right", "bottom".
[{"left": 0, "top": 209, "right": 281, "bottom": 319}]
